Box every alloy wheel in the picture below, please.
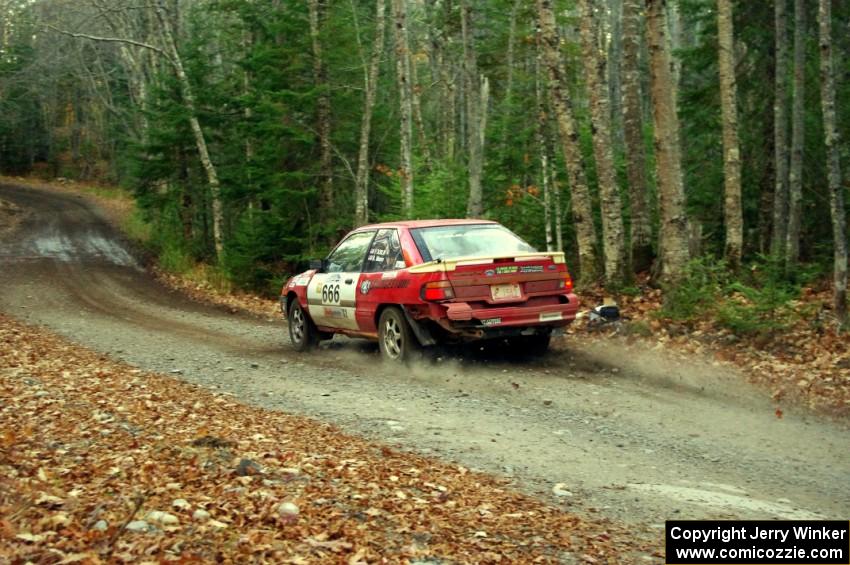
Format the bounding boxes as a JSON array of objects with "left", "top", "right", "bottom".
[
  {"left": 382, "top": 316, "right": 403, "bottom": 359},
  {"left": 290, "top": 305, "right": 305, "bottom": 344}
]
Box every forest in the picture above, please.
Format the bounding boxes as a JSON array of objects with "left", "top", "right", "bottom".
[{"left": 0, "top": 0, "right": 848, "bottom": 324}]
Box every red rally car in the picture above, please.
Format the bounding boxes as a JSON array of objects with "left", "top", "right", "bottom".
[{"left": 280, "top": 220, "right": 579, "bottom": 361}]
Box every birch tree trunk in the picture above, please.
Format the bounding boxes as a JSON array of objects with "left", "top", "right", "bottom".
[
  {"left": 621, "top": 0, "right": 652, "bottom": 272},
  {"left": 444, "top": 62, "right": 457, "bottom": 161},
  {"left": 786, "top": 0, "right": 805, "bottom": 268},
  {"left": 607, "top": 0, "right": 625, "bottom": 148},
  {"left": 427, "top": 0, "right": 456, "bottom": 161},
  {"left": 354, "top": 0, "right": 387, "bottom": 226},
  {"left": 817, "top": 0, "right": 848, "bottom": 324},
  {"left": 410, "top": 56, "right": 433, "bottom": 171},
  {"left": 666, "top": 0, "right": 682, "bottom": 88},
  {"left": 553, "top": 162, "right": 564, "bottom": 253},
  {"left": 462, "top": 0, "right": 485, "bottom": 218},
  {"left": 578, "top": 0, "right": 626, "bottom": 284},
  {"left": 499, "top": 0, "right": 521, "bottom": 153},
  {"left": 392, "top": 0, "right": 414, "bottom": 216},
  {"left": 772, "top": 0, "right": 790, "bottom": 258},
  {"left": 537, "top": 0, "right": 599, "bottom": 283},
  {"left": 535, "top": 50, "right": 554, "bottom": 251},
  {"left": 645, "top": 0, "right": 689, "bottom": 283},
  {"left": 308, "top": 0, "right": 334, "bottom": 218},
  {"left": 717, "top": 0, "right": 743, "bottom": 268},
  {"left": 154, "top": 2, "right": 224, "bottom": 261}
]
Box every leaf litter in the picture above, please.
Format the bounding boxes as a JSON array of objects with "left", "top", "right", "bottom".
[{"left": 0, "top": 313, "right": 655, "bottom": 563}]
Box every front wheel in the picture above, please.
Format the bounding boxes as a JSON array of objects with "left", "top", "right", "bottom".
[
  {"left": 378, "top": 307, "right": 420, "bottom": 363},
  {"left": 288, "top": 301, "right": 319, "bottom": 351}
]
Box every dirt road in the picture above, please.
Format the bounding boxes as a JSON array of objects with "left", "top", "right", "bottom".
[{"left": 1, "top": 182, "right": 847, "bottom": 538}]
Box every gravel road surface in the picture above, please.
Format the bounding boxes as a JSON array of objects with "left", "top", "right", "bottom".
[{"left": 1, "top": 182, "right": 847, "bottom": 539}]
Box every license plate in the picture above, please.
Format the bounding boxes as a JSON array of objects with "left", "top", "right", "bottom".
[
  {"left": 539, "top": 311, "right": 563, "bottom": 322},
  {"left": 490, "top": 283, "right": 521, "bottom": 300}
]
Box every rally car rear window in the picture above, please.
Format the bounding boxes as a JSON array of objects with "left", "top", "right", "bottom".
[{"left": 411, "top": 224, "right": 536, "bottom": 262}]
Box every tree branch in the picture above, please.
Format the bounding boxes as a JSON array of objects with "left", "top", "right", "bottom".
[{"left": 44, "top": 23, "right": 174, "bottom": 67}]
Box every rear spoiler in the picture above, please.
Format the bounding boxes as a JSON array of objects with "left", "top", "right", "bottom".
[{"left": 408, "top": 252, "right": 565, "bottom": 274}]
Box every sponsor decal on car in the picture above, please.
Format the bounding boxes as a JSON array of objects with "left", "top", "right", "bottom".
[
  {"left": 481, "top": 318, "right": 502, "bottom": 326},
  {"left": 382, "top": 271, "right": 398, "bottom": 279},
  {"left": 520, "top": 265, "right": 544, "bottom": 273},
  {"left": 323, "top": 307, "right": 349, "bottom": 319},
  {"left": 369, "top": 279, "right": 411, "bottom": 290},
  {"left": 495, "top": 266, "right": 518, "bottom": 275},
  {"left": 485, "top": 269, "right": 496, "bottom": 277},
  {"left": 360, "top": 278, "right": 410, "bottom": 294}
]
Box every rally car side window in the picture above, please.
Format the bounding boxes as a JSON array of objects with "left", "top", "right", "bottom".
[
  {"left": 363, "top": 229, "right": 406, "bottom": 273},
  {"left": 326, "top": 231, "right": 376, "bottom": 273}
]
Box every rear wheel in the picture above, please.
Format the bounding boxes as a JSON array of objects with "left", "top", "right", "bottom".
[
  {"left": 378, "top": 307, "right": 420, "bottom": 362},
  {"left": 288, "top": 301, "right": 319, "bottom": 351}
]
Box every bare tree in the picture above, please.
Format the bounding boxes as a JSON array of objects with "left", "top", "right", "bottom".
[
  {"left": 410, "top": 49, "right": 433, "bottom": 171},
  {"left": 308, "top": 0, "right": 333, "bottom": 219},
  {"left": 354, "top": 0, "right": 387, "bottom": 226},
  {"left": 46, "top": 2, "right": 227, "bottom": 260},
  {"left": 646, "top": 0, "right": 689, "bottom": 283},
  {"left": 499, "top": 0, "right": 522, "bottom": 153},
  {"left": 426, "top": 0, "right": 456, "bottom": 161},
  {"left": 461, "top": 0, "right": 487, "bottom": 218},
  {"left": 817, "top": 0, "right": 847, "bottom": 324},
  {"left": 88, "top": 0, "right": 154, "bottom": 145},
  {"left": 606, "top": 0, "right": 624, "bottom": 148},
  {"left": 621, "top": 0, "right": 653, "bottom": 272},
  {"left": 666, "top": 0, "right": 682, "bottom": 87},
  {"left": 772, "top": 0, "right": 790, "bottom": 258},
  {"left": 537, "top": 0, "right": 599, "bottom": 283},
  {"left": 717, "top": 0, "right": 742, "bottom": 267},
  {"left": 392, "top": 0, "right": 414, "bottom": 216},
  {"left": 153, "top": 2, "right": 225, "bottom": 261},
  {"left": 535, "top": 44, "right": 554, "bottom": 251},
  {"left": 578, "top": 0, "right": 626, "bottom": 284},
  {"left": 786, "top": 0, "right": 805, "bottom": 267}
]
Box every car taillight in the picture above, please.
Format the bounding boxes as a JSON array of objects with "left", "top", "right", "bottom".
[
  {"left": 422, "top": 280, "right": 454, "bottom": 301},
  {"left": 560, "top": 271, "right": 574, "bottom": 292}
]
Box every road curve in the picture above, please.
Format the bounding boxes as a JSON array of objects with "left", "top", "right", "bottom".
[{"left": 1, "top": 182, "right": 848, "bottom": 538}]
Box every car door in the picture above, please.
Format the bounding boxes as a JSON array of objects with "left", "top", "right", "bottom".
[
  {"left": 307, "top": 230, "right": 375, "bottom": 330},
  {"left": 356, "top": 228, "right": 408, "bottom": 333}
]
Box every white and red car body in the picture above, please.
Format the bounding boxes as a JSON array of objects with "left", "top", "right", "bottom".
[{"left": 281, "top": 219, "right": 579, "bottom": 345}]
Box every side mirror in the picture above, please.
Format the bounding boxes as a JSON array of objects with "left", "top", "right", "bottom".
[{"left": 309, "top": 258, "right": 325, "bottom": 272}]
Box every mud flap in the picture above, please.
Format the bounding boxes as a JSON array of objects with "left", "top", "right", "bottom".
[{"left": 402, "top": 307, "right": 436, "bottom": 346}]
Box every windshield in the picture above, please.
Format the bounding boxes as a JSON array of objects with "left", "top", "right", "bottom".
[{"left": 411, "top": 224, "right": 536, "bottom": 261}]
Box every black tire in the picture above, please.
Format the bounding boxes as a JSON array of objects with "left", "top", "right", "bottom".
[
  {"left": 507, "top": 334, "right": 551, "bottom": 357},
  {"left": 288, "top": 301, "right": 319, "bottom": 351},
  {"left": 378, "top": 307, "right": 420, "bottom": 362}
]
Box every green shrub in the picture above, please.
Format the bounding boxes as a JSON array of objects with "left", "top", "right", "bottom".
[
  {"left": 660, "top": 255, "right": 730, "bottom": 320},
  {"left": 716, "top": 281, "right": 799, "bottom": 336},
  {"left": 715, "top": 254, "right": 803, "bottom": 337},
  {"left": 158, "top": 241, "right": 194, "bottom": 274},
  {"left": 121, "top": 208, "right": 152, "bottom": 245}
]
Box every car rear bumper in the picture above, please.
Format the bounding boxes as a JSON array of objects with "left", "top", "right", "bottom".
[{"left": 442, "top": 293, "right": 579, "bottom": 328}]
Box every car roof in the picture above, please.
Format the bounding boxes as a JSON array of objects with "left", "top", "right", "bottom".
[{"left": 355, "top": 218, "right": 499, "bottom": 231}]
